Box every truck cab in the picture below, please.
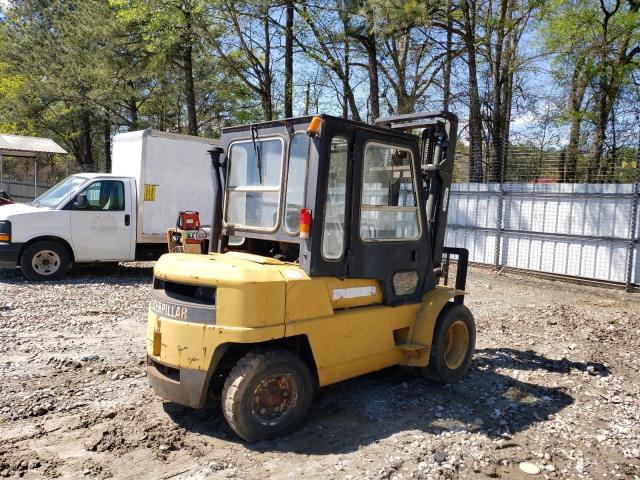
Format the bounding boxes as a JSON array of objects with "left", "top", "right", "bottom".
[
  {"left": 0, "top": 129, "right": 218, "bottom": 280},
  {"left": 0, "top": 173, "right": 136, "bottom": 280},
  {"left": 147, "top": 113, "right": 474, "bottom": 442}
]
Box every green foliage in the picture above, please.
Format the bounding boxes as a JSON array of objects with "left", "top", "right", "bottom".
[
  {"left": 540, "top": 0, "right": 640, "bottom": 118},
  {"left": 0, "top": 0, "right": 260, "bottom": 177},
  {"left": 0, "top": 0, "right": 637, "bottom": 183}
]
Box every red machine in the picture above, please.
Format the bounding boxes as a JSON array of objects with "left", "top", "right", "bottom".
[
  {"left": 176, "top": 211, "right": 202, "bottom": 245},
  {"left": 177, "top": 211, "right": 200, "bottom": 231}
]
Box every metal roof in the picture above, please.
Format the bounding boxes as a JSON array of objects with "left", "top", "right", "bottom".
[{"left": 0, "top": 134, "right": 67, "bottom": 157}]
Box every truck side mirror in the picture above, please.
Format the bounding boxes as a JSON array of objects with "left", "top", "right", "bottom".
[{"left": 74, "top": 193, "right": 89, "bottom": 209}]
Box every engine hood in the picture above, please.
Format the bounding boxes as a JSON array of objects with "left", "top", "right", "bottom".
[
  {"left": 0, "top": 202, "right": 50, "bottom": 220},
  {"left": 154, "top": 251, "right": 309, "bottom": 286}
]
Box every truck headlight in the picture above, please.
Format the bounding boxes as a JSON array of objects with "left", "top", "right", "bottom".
[{"left": 0, "top": 221, "right": 10, "bottom": 242}]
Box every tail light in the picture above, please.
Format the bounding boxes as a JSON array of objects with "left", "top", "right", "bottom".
[{"left": 300, "top": 208, "right": 312, "bottom": 239}]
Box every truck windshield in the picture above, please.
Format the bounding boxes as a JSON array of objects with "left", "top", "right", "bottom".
[
  {"left": 34, "top": 176, "right": 88, "bottom": 208},
  {"left": 226, "top": 138, "right": 283, "bottom": 230}
]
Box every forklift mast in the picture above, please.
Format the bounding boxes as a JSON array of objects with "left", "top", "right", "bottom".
[{"left": 375, "top": 111, "right": 458, "bottom": 274}]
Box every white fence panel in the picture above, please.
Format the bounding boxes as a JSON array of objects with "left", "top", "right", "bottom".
[{"left": 447, "top": 183, "right": 638, "bottom": 285}]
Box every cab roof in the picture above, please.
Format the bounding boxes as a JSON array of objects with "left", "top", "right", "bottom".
[{"left": 221, "top": 114, "right": 417, "bottom": 143}]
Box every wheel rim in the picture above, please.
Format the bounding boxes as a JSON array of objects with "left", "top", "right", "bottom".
[
  {"left": 444, "top": 320, "right": 469, "bottom": 370},
  {"left": 251, "top": 373, "right": 299, "bottom": 427},
  {"left": 31, "top": 249, "right": 61, "bottom": 276}
]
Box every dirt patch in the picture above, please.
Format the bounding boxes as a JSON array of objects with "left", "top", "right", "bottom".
[{"left": 1, "top": 263, "right": 639, "bottom": 479}]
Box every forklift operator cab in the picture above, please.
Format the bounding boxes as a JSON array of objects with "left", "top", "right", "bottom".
[
  {"left": 147, "top": 112, "right": 475, "bottom": 442},
  {"left": 220, "top": 114, "right": 451, "bottom": 304}
]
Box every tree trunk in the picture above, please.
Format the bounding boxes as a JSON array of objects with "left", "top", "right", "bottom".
[
  {"left": 284, "top": 0, "right": 294, "bottom": 118},
  {"left": 565, "top": 60, "right": 588, "bottom": 182},
  {"left": 176, "top": 91, "right": 182, "bottom": 132},
  {"left": 557, "top": 150, "right": 566, "bottom": 183},
  {"left": 588, "top": 96, "right": 608, "bottom": 182},
  {"left": 104, "top": 115, "right": 111, "bottom": 173},
  {"left": 262, "top": 11, "right": 273, "bottom": 120},
  {"left": 500, "top": 58, "right": 514, "bottom": 182},
  {"left": 395, "top": 29, "right": 412, "bottom": 114},
  {"left": 366, "top": 34, "right": 380, "bottom": 121},
  {"left": 343, "top": 38, "right": 350, "bottom": 118},
  {"left": 589, "top": 77, "right": 623, "bottom": 182},
  {"left": 566, "top": 119, "right": 581, "bottom": 182},
  {"left": 462, "top": 0, "right": 483, "bottom": 182},
  {"left": 587, "top": 0, "right": 632, "bottom": 182},
  {"left": 346, "top": 89, "right": 361, "bottom": 122},
  {"left": 607, "top": 105, "right": 617, "bottom": 180},
  {"left": 489, "top": 0, "right": 509, "bottom": 183},
  {"left": 182, "top": 11, "right": 198, "bottom": 136},
  {"left": 128, "top": 96, "right": 139, "bottom": 130},
  {"left": 80, "top": 110, "right": 93, "bottom": 170},
  {"left": 340, "top": 10, "right": 360, "bottom": 120},
  {"left": 304, "top": 81, "right": 311, "bottom": 115},
  {"left": 443, "top": 0, "right": 453, "bottom": 111}
]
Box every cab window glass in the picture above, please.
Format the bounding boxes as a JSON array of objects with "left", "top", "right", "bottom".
[
  {"left": 79, "top": 181, "right": 125, "bottom": 211},
  {"left": 36, "top": 176, "right": 87, "bottom": 208},
  {"left": 228, "top": 139, "right": 282, "bottom": 187},
  {"left": 226, "top": 138, "right": 283, "bottom": 230},
  {"left": 284, "top": 133, "right": 310, "bottom": 234},
  {"left": 360, "top": 143, "right": 420, "bottom": 240},
  {"left": 322, "top": 136, "right": 348, "bottom": 260}
]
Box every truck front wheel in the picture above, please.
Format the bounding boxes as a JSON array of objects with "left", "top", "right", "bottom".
[
  {"left": 20, "top": 240, "right": 70, "bottom": 281},
  {"left": 222, "top": 350, "right": 313, "bottom": 442},
  {"left": 419, "top": 303, "right": 476, "bottom": 384}
]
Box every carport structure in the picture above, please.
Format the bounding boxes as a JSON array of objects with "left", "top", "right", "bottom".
[{"left": 0, "top": 133, "right": 67, "bottom": 199}]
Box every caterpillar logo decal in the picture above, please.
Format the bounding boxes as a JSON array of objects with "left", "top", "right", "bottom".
[
  {"left": 151, "top": 299, "right": 187, "bottom": 320},
  {"left": 150, "top": 297, "right": 216, "bottom": 325}
]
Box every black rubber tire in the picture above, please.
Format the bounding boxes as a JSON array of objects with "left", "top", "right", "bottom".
[
  {"left": 419, "top": 303, "right": 476, "bottom": 384},
  {"left": 20, "top": 240, "right": 71, "bottom": 281},
  {"left": 222, "top": 350, "right": 313, "bottom": 442}
]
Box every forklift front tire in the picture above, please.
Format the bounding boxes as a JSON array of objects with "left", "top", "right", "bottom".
[
  {"left": 222, "top": 349, "right": 313, "bottom": 442},
  {"left": 420, "top": 303, "right": 476, "bottom": 384},
  {"left": 20, "top": 240, "right": 70, "bottom": 281}
]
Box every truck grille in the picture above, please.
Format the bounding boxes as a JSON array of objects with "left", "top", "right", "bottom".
[{"left": 153, "top": 278, "right": 216, "bottom": 306}]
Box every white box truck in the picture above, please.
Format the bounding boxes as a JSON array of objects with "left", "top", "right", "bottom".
[{"left": 0, "top": 130, "right": 218, "bottom": 280}]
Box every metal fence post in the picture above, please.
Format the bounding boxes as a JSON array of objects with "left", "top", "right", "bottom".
[{"left": 625, "top": 135, "right": 640, "bottom": 291}]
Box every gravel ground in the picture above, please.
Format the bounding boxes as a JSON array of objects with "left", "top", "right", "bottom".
[{"left": 0, "top": 263, "right": 639, "bottom": 480}]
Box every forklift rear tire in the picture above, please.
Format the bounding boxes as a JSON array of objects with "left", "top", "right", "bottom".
[
  {"left": 20, "top": 240, "right": 71, "bottom": 281},
  {"left": 419, "top": 303, "right": 476, "bottom": 384},
  {"left": 222, "top": 349, "right": 313, "bottom": 442}
]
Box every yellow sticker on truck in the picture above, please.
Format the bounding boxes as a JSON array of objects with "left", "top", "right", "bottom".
[{"left": 144, "top": 184, "right": 158, "bottom": 201}]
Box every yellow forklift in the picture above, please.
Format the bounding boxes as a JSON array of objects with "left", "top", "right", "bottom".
[{"left": 146, "top": 112, "right": 475, "bottom": 441}]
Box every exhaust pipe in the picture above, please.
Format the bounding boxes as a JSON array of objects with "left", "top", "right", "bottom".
[{"left": 208, "top": 146, "right": 225, "bottom": 253}]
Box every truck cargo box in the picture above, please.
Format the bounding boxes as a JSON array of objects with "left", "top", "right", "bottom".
[{"left": 112, "top": 130, "right": 218, "bottom": 244}]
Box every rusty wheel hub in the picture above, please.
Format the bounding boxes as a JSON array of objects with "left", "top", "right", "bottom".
[{"left": 252, "top": 374, "right": 298, "bottom": 426}]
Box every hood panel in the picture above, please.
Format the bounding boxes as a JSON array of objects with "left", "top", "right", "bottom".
[
  {"left": 153, "top": 252, "right": 305, "bottom": 286},
  {"left": 0, "top": 203, "right": 48, "bottom": 219}
]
